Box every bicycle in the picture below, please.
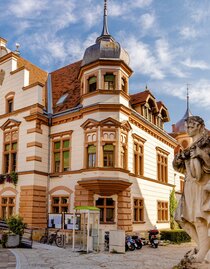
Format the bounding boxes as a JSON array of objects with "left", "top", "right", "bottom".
[
  {"left": 40, "top": 229, "right": 64, "bottom": 247},
  {"left": 39, "top": 228, "right": 48, "bottom": 244}
]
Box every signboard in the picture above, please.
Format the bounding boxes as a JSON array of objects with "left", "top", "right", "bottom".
[
  {"left": 48, "top": 213, "right": 62, "bottom": 229},
  {"left": 64, "top": 213, "right": 81, "bottom": 230}
]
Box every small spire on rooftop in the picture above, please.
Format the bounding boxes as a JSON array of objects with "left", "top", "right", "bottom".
[{"left": 96, "top": 0, "right": 115, "bottom": 43}]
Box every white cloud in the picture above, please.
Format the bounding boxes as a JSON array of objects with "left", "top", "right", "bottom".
[
  {"left": 157, "top": 80, "right": 210, "bottom": 109},
  {"left": 140, "top": 13, "right": 155, "bottom": 30},
  {"left": 8, "top": 0, "right": 48, "bottom": 18},
  {"left": 155, "top": 39, "right": 172, "bottom": 66},
  {"left": 130, "top": 0, "right": 153, "bottom": 8},
  {"left": 125, "top": 37, "right": 164, "bottom": 79},
  {"left": 182, "top": 58, "right": 210, "bottom": 70},
  {"left": 180, "top": 26, "right": 198, "bottom": 39}
]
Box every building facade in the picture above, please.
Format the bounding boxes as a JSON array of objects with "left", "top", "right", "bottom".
[{"left": 0, "top": 4, "right": 184, "bottom": 233}]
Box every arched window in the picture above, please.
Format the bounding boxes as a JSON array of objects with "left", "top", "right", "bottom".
[
  {"left": 104, "top": 74, "right": 115, "bottom": 90},
  {"left": 88, "top": 76, "right": 97, "bottom": 92}
]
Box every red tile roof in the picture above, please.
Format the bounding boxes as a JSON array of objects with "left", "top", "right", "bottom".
[
  {"left": 130, "top": 90, "right": 155, "bottom": 105},
  {"left": 51, "top": 60, "right": 82, "bottom": 113}
]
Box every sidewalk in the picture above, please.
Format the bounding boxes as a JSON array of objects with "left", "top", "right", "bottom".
[
  {"left": 8, "top": 241, "right": 197, "bottom": 269},
  {"left": 0, "top": 249, "right": 16, "bottom": 269}
]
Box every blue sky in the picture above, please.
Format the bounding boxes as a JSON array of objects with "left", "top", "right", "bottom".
[{"left": 1, "top": 0, "right": 210, "bottom": 132}]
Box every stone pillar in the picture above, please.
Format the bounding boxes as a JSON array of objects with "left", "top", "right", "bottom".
[
  {"left": 117, "top": 187, "right": 132, "bottom": 232},
  {"left": 19, "top": 185, "right": 47, "bottom": 228},
  {"left": 74, "top": 184, "right": 94, "bottom": 207}
]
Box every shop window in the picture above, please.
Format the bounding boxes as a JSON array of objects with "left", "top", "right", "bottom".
[
  {"left": 3, "top": 130, "right": 18, "bottom": 173},
  {"left": 96, "top": 197, "right": 115, "bottom": 223},
  {"left": 157, "top": 201, "right": 168, "bottom": 222},
  {"left": 133, "top": 198, "right": 144, "bottom": 222},
  {"left": 53, "top": 139, "right": 70, "bottom": 173},
  {"left": 88, "top": 76, "right": 97, "bottom": 92},
  {"left": 0, "top": 196, "right": 15, "bottom": 220},
  {"left": 157, "top": 150, "right": 168, "bottom": 183},
  {"left": 104, "top": 74, "right": 115, "bottom": 90},
  {"left": 134, "top": 142, "right": 144, "bottom": 176},
  {"left": 103, "top": 144, "right": 114, "bottom": 167},
  {"left": 51, "top": 196, "right": 69, "bottom": 213},
  {"left": 87, "top": 145, "right": 96, "bottom": 168}
]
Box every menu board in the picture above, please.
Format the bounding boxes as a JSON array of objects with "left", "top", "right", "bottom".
[
  {"left": 64, "top": 213, "right": 81, "bottom": 230},
  {"left": 48, "top": 214, "right": 62, "bottom": 229}
]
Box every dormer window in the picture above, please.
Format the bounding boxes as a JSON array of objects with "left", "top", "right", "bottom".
[
  {"left": 104, "top": 74, "right": 115, "bottom": 90},
  {"left": 56, "top": 93, "right": 68, "bottom": 106},
  {"left": 88, "top": 76, "right": 97, "bottom": 92}
]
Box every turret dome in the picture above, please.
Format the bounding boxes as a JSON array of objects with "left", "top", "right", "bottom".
[{"left": 81, "top": 0, "right": 130, "bottom": 67}]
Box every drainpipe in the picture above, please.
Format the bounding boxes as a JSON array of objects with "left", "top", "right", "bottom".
[{"left": 46, "top": 74, "right": 53, "bottom": 225}]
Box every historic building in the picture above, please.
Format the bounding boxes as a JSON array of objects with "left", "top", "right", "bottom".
[{"left": 0, "top": 2, "right": 183, "bottom": 233}]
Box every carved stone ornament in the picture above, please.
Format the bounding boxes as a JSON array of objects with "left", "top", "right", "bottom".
[
  {"left": 0, "top": 69, "right": 5, "bottom": 85},
  {"left": 173, "top": 116, "right": 210, "bottom": 267}
]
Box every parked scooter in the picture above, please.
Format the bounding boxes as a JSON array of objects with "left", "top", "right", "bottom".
[
  {"left": 125, "top": 235, "right": 136, "bottom": 251},
  {"left": 148, "top": 228, "right": 159, "bottom": 248},
  {"left": 131, "top": 235, "right": 143, "bottom": 249}
]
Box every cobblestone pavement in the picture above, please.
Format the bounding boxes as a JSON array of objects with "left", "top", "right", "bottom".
[
  {"left": 6, "top": 241, "right": 199, "bottom": 269},
  {"left": 0, "top": 249, "right": 16, "bottom": 269}
]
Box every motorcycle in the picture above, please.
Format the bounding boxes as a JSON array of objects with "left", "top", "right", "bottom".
[
  {"left": 125, "top": 235, "right": 136, "bottom": 251},
  {"left": 148, "top": 229, "right": 159, "bottom": 248},
  {"left": 131, "top": 235, "right": 143, "bottom": 249}
]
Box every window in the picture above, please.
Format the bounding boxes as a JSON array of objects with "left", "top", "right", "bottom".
[
  {"left": 51, "top": 196, "right": 69, "bottom": 213},
  {"left": 53, "top": 138, "right": 70, "bottom": 173},
  {"left": 88, "top": 76, "right": 97, "bottom": 92},
  {"left": 121, "top": 77, "right": 126, "bottom": 92},
  {"left": 96, "top": 197, "right": 115, "bottom": 223},
  {"left": 7, "top": 98, "right": 14, "bottom": 113},
  {"left": 157, "top": 148, "right": 168, "bottom": 183},
  {"left": 104, "top": 74, "right": 115, "bottom": 90},
  {"left": 157, "top": 201, "right": 168, "bottom": 222},
  {"left": 103, "top": 144, "right": 114, "bottom": 167},
  {"left": 134, "top": 142, "right": 144, "bottom": 176},
  {"left": 133, "top": 198, "right": 144, "bottom": 222},
  {"left": 0, "top": 196, "right": 15, "bottom": 220},
  {"left": 87, "top": 145, "right": 96, "bottom": 168},
  {"left": 3, "top": 130, "right": 18, "bottom": 173},
  {"left": 56, "top": 93, "right": 68, "bottom": 106},
  {"left": 120, "top": 146, "right": 126, "bottom": 169}
]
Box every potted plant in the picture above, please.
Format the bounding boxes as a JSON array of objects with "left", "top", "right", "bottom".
[
  {"left": 5, "top": 215, "right": 26, "bottom": 247},
  {"left": 10, "top": 171, "right": 18, "bottom": 186}
]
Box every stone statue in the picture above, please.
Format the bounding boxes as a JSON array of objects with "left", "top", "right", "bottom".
[{"left": 173, "top": 116, "right": 210, "bottom": 265}]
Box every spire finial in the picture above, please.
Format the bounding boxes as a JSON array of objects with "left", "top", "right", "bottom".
[
  {"left": 96, "top": 0, "right": 115, "bottom": 43},
  {"left": 102, "top": 0, "right": 109, "bottom": 36},
  {"left": 186, "top": 83, "right": 190, "bottom": 113}
]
